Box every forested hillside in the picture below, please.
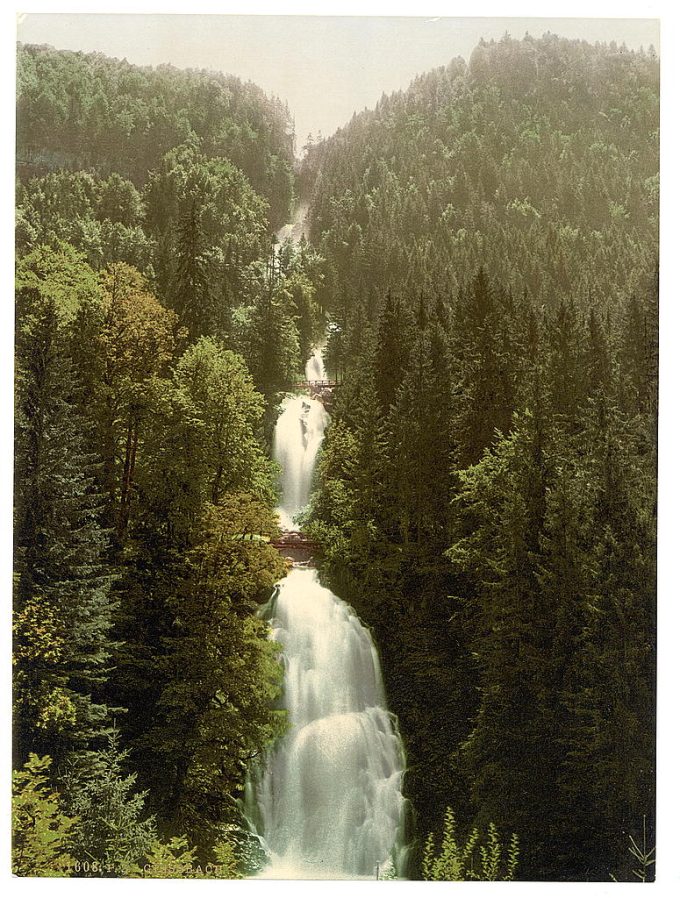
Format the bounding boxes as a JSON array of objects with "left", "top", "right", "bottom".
[
  {"left": 13, "top": 44, "right": 323, "bottom": 877},
  {"left": 302, "top": 34, "right": 658, "bottom": 881},
  {"left": 17, "top": 43, "right": 295, "bottom": 227},
  {"left": 13, "top": 31, "right": 658, "bottom": 882},
  {"left": 304, "top": 33, "right": 658, "bottom": 372}
]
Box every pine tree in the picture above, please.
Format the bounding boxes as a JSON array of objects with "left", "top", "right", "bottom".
[
  {"left": 532, "top": 437, "right": 597, "bottom": 875},
  {"left": 618, "top": 276, "right": 658, "bottom": 428},
  {"left": 14, "top": 288, "right": 115, "bottom": 763},
  {"left": 61, "top": 727, "right": 157, "bottom": 876},
  {"left": 451, "top": 270, "right": 514, "bottom": 467},
  {"left": 347, "top": 351, "right": 391, "bottom": 550},
  {"left": 374, "top": 291, "right": 412, "bottom": 414},
  {"left": 387, "top": 294, "right": 450, "bottom": 549},
  {"left": 172, "top": 198, "right": 214, "bottom": 341},
  {"left": 586, "top": 307, "right": 612, "bottom": 398},
  {"left": 558, "top": 399, "right": 656, "bottom": 878},
  {"left": 544, "top": 299, "right": 587, "bottom": 426},
  {"left": 448, "top": 410, "right": 549, "bottom": 874},
  {"left": 245, "top": 250, "right": 301, "bottom": 394}
]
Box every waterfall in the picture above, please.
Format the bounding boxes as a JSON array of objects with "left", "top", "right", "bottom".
[
  {"left": 274, "top": 395, "right": 329, "bottom": 532},
  {"left": 244, "top": 349, "right": 408, "bottom": 879},
  {"left": 305, "top": 345, "right": 326, "bottom": 382},
  {"left": 246, "top": 569, "right": 407, "bottom": 879}
]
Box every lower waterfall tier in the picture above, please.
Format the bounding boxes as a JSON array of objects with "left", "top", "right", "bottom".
[{"left": 244, "top": 567, "right": 407, "bottom": 879}]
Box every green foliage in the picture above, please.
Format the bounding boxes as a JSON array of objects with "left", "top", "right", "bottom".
[
  {"left": 172, "top": 336, "right": 277, "bottom": 505},
  {"left": 61, "top": 728, "right": 157, "bottom": 876},
  {"left": 13, "top": 596, "right": 78, "bottom": 736},
  {"left": 303, "top": 35, "right": 657, "bottom": 882},
  {"left": 16, "top": 172, "right": 151, "bottom": 272},
  {"left": 611, "top": 816, "right": 655, "bottom": 882},
  {"left": 14, "top": 236, "right": 286, "bottom": 884},
  {"left": 443, "top": 399, "right": 655, "bottom": 877},
  {"left": 139, "top": 836, "right": 199, "bottom": 878},
  {"left": 14, "top": 263, "right": 115, "bottom": 759},
  {"left": 211, "top": 837, "right": 243, "bottom": 879},
  {"left": 12, "top": 748, "right": 245, "bottom": 880},
  {"left": 17, "top": 43, "right": 294, "bottom": 227},
  {"left": 117, "top": 335, "right": 277, "bottom": 549},
  {"left": 97, "top": 173, "right": 144, "bottom": 226},
  {"left": 138, "top": 833, "right": 243, "bottom": 879},
  {"left": 145, "top": 143, "right": 270, "bottom": 333},
  {"left": 14, "top": 30, "right": 657, "bottom": 883},
  {"left": 12, "top": 754, "right": 77, "bottom": 877},
  {"left": 238, "top": 257, "right": 303, "bottom": 394},
  {"left": 555, "top": 401, "right": 656, "bottom": 874},
  {"left": 16, "top": 241, "right": 103, "bottom": 330},
  {"left": 132, "top": 494, "right": 286, "bottom": 855},
  {"left": 305, "top": 35, "right": 658, "bottom": 376},
  {"left": 451, "top": 270, "right": 516, "bottom": 467},
  {"left": 422, "top": 808, "right": 519, "bottom": 881},
  {"left": 97, "top": 262, "right": 183, "bottom": 539},
  {"left": 277, "top": 237, "right": 327, "bottom": 354},
  {"left": 304, "top": 419, "right": 360, "bottom": 566}
]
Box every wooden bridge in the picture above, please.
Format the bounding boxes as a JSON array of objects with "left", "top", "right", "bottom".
[
  {"left": 270, "top": 532, "right": 319, "bottom": 552},
  {"left": 271, "top": 530, "right": 319, "bottom": 562}
]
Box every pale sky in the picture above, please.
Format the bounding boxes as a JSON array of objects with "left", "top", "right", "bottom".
[{"left": 16, "top": 14, "right": 659, "bottom": 153}]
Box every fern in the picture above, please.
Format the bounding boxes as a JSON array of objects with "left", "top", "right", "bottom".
[
  {"left": 422, "top": 808, "right": 520, "bottom": 881},
  {"left": 505, "top": 832, "right": 521, "bottom": 881},
  {"left": 611, "top": 815, "right": 655, "bottom": 883}
]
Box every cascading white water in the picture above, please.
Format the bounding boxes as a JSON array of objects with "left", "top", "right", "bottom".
[
  {"left": 244, "top": 347, "right": 407, "bottom": 879},
  {"left": 246, "top": 569, "right": 406, "bottom": 879},
  {"left": 305, "top": 345, "right": 326, "bottom": 382},
  {"left": 274, "top": 395, "right": 329, "bottom": 531}
]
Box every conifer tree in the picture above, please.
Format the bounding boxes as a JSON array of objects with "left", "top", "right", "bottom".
[
  {"left": 14, "top": 288, "right": 115, "bottom": 763},
  {"left": 244, "top": 251, "right": 302, "bottom": 394},
  {"left": 347, "top": 347, "right": 391, "bottom": 548},
  {"left": 385, "top": 294, "right": 452, "bottom": 551},
  {"left": 558, "top": 399, "right": 656, "bottom": 878},
  {"left": 448, "top": 410, "right": 549, "bottom": 874},
  {"left": 451, "top": 270, "right": 514, "bottom": 467},
  {"left": 544, "top": 299, "right": 587, "bottom": 426},
  {"left": 374, "top": 291, "right": 412, "bottom": 414},
  {"left": 172, "top": 198, "right": 214, "bottom": 341},
  {"left": 61, "top": 728, "right": 157, "bottom": 876}
]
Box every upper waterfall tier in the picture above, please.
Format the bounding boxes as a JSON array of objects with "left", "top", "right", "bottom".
[
  {"left": 305, "top": 345, "right": 326, "bottom": 382},
  {"left": 274, "top": 394, "right": 329, "bottom": 531}
]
